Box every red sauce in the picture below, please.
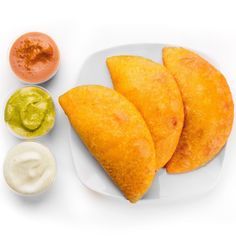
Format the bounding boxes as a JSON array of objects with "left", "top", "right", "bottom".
[{"left": 10, "top": 32, "right": 60, "bottom": 84}]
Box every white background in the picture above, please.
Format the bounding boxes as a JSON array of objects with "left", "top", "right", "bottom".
[{"left": 0, "top": 0, "right": 236, "bottom": 235}]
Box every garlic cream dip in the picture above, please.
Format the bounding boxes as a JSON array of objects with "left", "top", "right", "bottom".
[{"left": 4, "top": 142, "right": 56, "bottom": 196}]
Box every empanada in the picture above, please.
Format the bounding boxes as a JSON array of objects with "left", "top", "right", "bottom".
[
  {"left": 163, "top": 47, "right": 234, "bottom": 173},
  {"left": 59, "top": 85, "right": 156, "bottom": 202},
  {"left": 106, "top": 56, "right": 184, "bottom": 170}
]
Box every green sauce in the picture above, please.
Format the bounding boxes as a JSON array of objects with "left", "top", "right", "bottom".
[{"left": 5, "top": 87, "right": 55, "bottom": 138}]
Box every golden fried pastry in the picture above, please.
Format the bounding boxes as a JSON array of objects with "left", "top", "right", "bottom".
[
  {"left": 163, "top": 47, "right": 234, "bottom": 173},
  {"left": 59, "top": 85, "right": 156, "bottom": 203},
  {"left": 106, "top": 56, "right": 184, "bottom": 170}
]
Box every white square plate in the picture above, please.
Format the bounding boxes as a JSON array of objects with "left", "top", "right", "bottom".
[{"left": 69, "top": 44, "right": 225, "bottom": 201}]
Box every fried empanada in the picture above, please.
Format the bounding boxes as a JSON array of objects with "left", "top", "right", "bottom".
[
  {"left": 59, "top": 85, "right": 156, "bottom": 203},
  {"left": 163, "top": 47, "right": 234, "bottom": 173},
  {"left": 106, "top": 56, "right": 184, "bottom": 170}
]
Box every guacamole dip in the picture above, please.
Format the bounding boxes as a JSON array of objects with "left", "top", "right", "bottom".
[{"left": 5, "top": 87, "right": 55, "bottom": 138}]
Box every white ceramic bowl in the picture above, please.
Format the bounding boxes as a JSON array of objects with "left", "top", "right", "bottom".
[
  {"left": 4, "top": 85, "right": 56, "bottom": 140},
  {"left": 8, "top": 33, "right": 60, "bottom": 85},
  {"left": 3, "top": 141, "right": 57, "bottom": 197}
]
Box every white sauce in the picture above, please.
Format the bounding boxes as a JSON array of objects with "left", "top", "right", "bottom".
[{"left": 4, "top": 142, "right": 56, "bottom": 196}]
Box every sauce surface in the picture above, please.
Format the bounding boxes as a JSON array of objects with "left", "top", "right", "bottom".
[
  {"left": 10, "top": 32, "right": 60, "bottom": 83},
  {"left": 4, "top": 142, "right": 56, "bottom": 195},
  {"left": 5, "top": 86, "right": 56, "bottom": 138}
]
